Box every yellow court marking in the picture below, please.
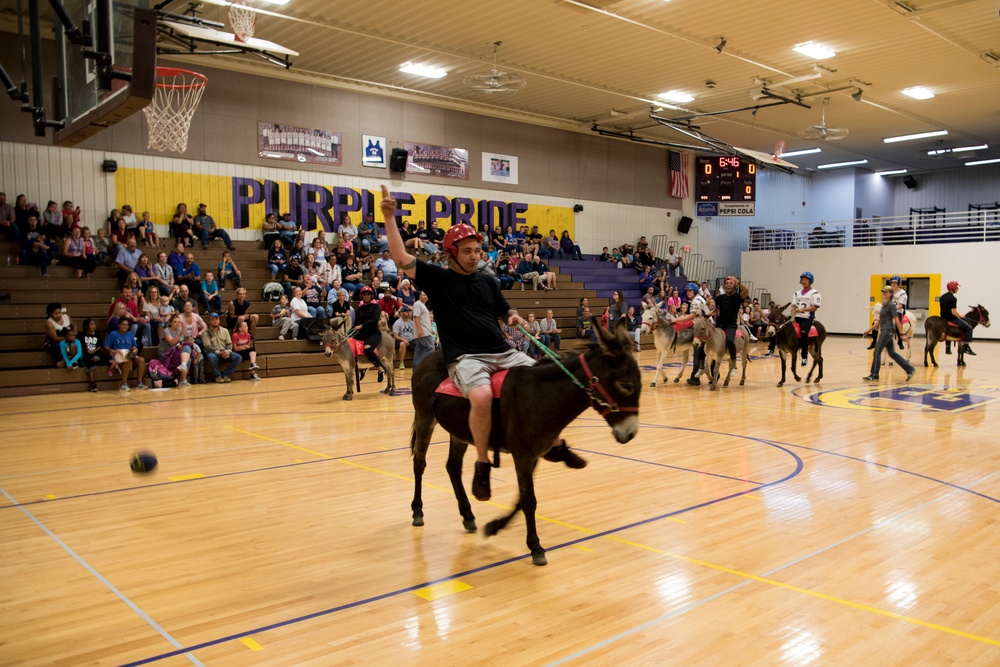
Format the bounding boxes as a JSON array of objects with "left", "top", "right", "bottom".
[
  {"left": 239, "top": 637, "right": 264, "bottom": 652},
  {"left": 572, "top": 545, "right": 594, "bottom": 553},
  {"left": 412, "top": 580, "right": 473, "bottom": 601},
  {"left": 168, "top": 474, "right": 205, "bottom": 482},
  {"left": 605, "top": 536, "right": 1000, "bottom": 648},
  {"left": 746, "top": 495, "right": 762, "bottom": 500},
  {"left": 45, "top": 494, "right": 57, "bottom": 500},
  {"left": 226, "top": 426, "right": 332, "bottom": 459}
]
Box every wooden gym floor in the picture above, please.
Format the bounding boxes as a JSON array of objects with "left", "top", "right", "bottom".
[{"left": 1, "top": 335, "right": 998, "bottom": 666}]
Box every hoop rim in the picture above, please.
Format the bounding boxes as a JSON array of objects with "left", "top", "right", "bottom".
[{"left": 153, "top": 67, "right": 209, "bottom": 90}]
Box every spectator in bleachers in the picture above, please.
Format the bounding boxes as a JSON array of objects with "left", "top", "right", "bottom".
[
  {"left": 114, "top": 236, "right": 142, "bottom": 285},
  {"left": 489, "top": 225, "right": 505, "bottom": 256},
  {"left": 654, "top": 266, "right": 669, "bottom": 294},
  {"left": 599, "top": 246, "right": 613, "bottom": 262},
  {"left": 308, "top": 236, "right": 328, "bottom": 265},
  {"left": 665, "top": 287, "right": 682, "bottom": 315},
  {"left": 20, "top": 216, "right": 51, "bottom": 275},
  {"left": 200, "top": 272, "right": 222, "bottom": 314},
  {"left": 559, "top": 231, "right": 584, "bottom": 261},
  {"left": 267, "top": 238, "right": 287, "bottom": 280},
  {"left": 14, "top": 195, "right": 38, "bottom": 230},
  {"left": 0, "top": 192, "right": 18, "bottom": 243},
  {"left": 515, "top": 253, "right": 542, "bottom": 291},
  {"left": 409, "top": 289, "right": 434, "bottom": 368},
  {"left": 634, "top": 237, "right": 654, "bottom": 270},
  {"left": 611, "top": 246, "right": 629, "bottom": 268},
  {"left": 262, "top": 213, "right": 281, "bottom": 248},
  {"left": 640, "top": 286, "right": 656, "bottom": 309},
  {"left": 281, "top": 255, "right": 307, "bottom": 298},
  {"left": 227, "top": 287, "right": 258, "bottom": 335},
  {"left": 133, "top": 253, "right": 156, "bottom": 288},
  {"left": 193, "top": 204, "right": 233, "bottom": 250},
  {"left": 288, "top": 286, "right": 313, "bottom": 340},
  {"left": 397, "top": 279, "right": 416, "bottom": 308},
  {"left": 531, "top": 252, "right": 559, "bottom": 290},
  {"left": 608, "top": 290, "right": 627, "bottom": 328},
  {"left": 231, "top": 320, "right": 260, "bottom": 381},
  {"left": 327, "top": 286, "right": 351, "bottom": 321},
  {"left": 151, "top": 251, "right": 175, "bottom": 293},
  {"left": 109, "top": 214, "right": 127, "bottom": 248},
  {"left": 172, "top": 203, "right": 196, "bottom": 247},
  {"left": 288, "top": 238, "right": 306, "bottom": 264},
  {"left": 170, "top": 284, "right": 198, "bottom": 315},
  {"left": 215, "top": 250, "right": 240, "bottom": 291},
  {"left": 663, "top": 245, "right": 684, "bottom": 277},
  {"left": 93, "top": 228, "right": 111, "bottom": 266},
  {"left": 375, "top": 250, "right": 399, "bottom": 286},
  {"left": 638, "top": 266, "right": 656, "bottom": 292},
  {"left": 103, "top": 316, "right": 147, "bottom": 391},
  {"left": 42, "top": 201, "right": 62, "bottom": 234},
  {"left": 167, "top": 240, "right": 187, "bottom": 272},
  {"left": 270, "top": 294, "right": 298, "bottom": 340},
  {"left": 494, "top": 251, "right": 515, "bottom": 290},
  {"left": 371, "top": 267, "right": 387, "bottom": 291},
  {"left": 278, "top": 212, "right": 298, "bottom": 246},
  {"left": 699, "top": 281, "right": 711, "bottom": 299},
  {"left": 159, "top": 313, "right": 194, "bottom": 386},
  {"left": 576, "top": 306, "right": 596, "bottom": 342},
  {"left": 317, "top": 258, "right": 341, "bottom": 299},
  {"left": 540, "top": 229, "right": 559, "bottom": 260},
  {"left": 58, "top": 324, "right": 84, "bottom": 372},
  {"left": 60, "top": 201, "right": 81, "bottom": 235},
  {"left": 44, "top": 303, "right": 72, "bottom": 365},
  {"left": 141, "top": 211, "right": 158, "bottom": 247},
  {"left": 391, "top": 307, "right": 415, "bottom": 369},
  {"left": 58, "top": 225, "right": 95, "bottom": 278},
  {"left": 81, "top": 226, "right": 95, "bottom": 264},
  {"left": 377, "top": 287, "right": 403, "bottom": 327},
  {"left": 338, "top": 213, "right": 358, "bottom": 250},
  {"left": 81, "top": 318, "right": 107, "bottom": 392},
  {"left": 108, "top": 286, "right": 151, "bottom": 349},
  {"left": 539, "top": 309, "right": 562, "bottom": 350},
  {"left": 626, "top": 306, "right": 642, "bottom": 352},
  {"left": 203, "top": 313, "right": 242, "bottom": 383},
  {"left": 619, "top": 242, "right": 635, "bottom": 266},
  {"left": 524, "top": 312, "right": 542, "bottom": 359},
  {"left": 303, "top": 277, "right": 325, "bottom": 319},
  {"left": 179, "top": 298, "right": 207, "bottom": 350},
  {"left": 501, "top": 317, "right": 531, "bottom": 355},
  {"left": 144, "top": 286, "right": 163, "bottom": 345},
  {"left": 427, "top": 250, "right": 447, "bottom": 269},
  {"left": 121, "top": 205, "right": 139, "bottom": 239},
  {"left": 175, "top": 253, "right": 202, "bottom": 298}
]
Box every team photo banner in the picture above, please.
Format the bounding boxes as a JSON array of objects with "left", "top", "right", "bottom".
[{"left": 114, "top": 168, "right": 574, "bottom": 235}]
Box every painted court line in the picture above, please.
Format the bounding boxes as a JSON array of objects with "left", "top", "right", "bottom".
[{"left": 0, "top": 484, "right": 206, "bottom": 667}]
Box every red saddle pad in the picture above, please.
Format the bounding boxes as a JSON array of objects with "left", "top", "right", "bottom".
[
  {"left": 435, "top": 370, "right": 509, "bottom": 398},
  {"left": 791, "top": 322, "right": 819, "bottom": 338}
]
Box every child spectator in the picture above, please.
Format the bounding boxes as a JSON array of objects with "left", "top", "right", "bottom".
[
  {"left": 231, "top": 320, "right": 260, "bottom": 381},
  {"left": 271, "top": 295, "right": 298, "bottom": 340},
  {"left": 20, "top": 217, "right": 52, "bottom": 275},
  {"left": 80, "top": 318, "right": 106, "bottom": 392},
  {"left": 141, "top": 211, "right": 158, "bottom": 247},
  {"left": 200, "top": 271, "right": 222, "bottom": 313},
  {"left": 44, "top": 303, "right": 72, "bottom": 365},
  {"left": 59, "top": 325, "right": 84, "bottom": 370},
  {"left": 94, "top": 228, "right": 111, "bottom": 266},
  {"left": 218, "top": 250, "right": 241, "bottom": 290},
  {"left": 104, "top": 317, "right": 146, "bottom": 391},
  {"left": 158, "top": 294, "right": 176, "bottom": 324}
]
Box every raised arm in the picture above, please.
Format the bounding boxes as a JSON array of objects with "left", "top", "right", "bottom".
[{"left": 380, "top": 185, "right": 417, "bottom": 279}]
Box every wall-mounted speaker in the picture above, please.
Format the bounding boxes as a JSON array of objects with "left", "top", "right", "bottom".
[
  {"left": 101, "top": 159, "right": 118, "bottom": 173},
  {"left": 573, "top": 204, "right": 584, "bottom": 213},
  {"left": 389, "top": 148, "right": 408, "bottom": 172},
  {"left": 677, "top": 215, "right": 693, "bottom": 234},
  {"left": 902, "top": 175, "right": 917, "bottom": 190}
]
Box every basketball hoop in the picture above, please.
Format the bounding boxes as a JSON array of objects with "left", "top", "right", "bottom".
[
  {"left": 228, "top": 0, "right": 257, "bottom": 42},
  {"left": 143, "top": 67, "right": 208, "bottom": 153}
]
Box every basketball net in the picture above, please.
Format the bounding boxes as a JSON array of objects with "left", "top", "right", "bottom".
[
  {"left": 143, "top": 68, "right": 208, "bottom": 154},
  {"left": 228, "top": 0, "right": 257, "bottom": 42}
]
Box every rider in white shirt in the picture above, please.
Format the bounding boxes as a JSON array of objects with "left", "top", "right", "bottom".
[
  {"left": 890, "top": 275, "right": 908, "bottom": 349},
  {"left": 790, "top": 271, "right": 821, "bottom": 367}
]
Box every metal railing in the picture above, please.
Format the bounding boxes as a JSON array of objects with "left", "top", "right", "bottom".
[{"left": 747, "top": 209, "right": 1000, "bottom": 250}]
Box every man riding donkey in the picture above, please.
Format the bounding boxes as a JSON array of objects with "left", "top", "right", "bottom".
[
  {"left": 380, "top": 186, "right": 585, "bottom": 502},
  {"left": 673, "top": 277, "right": 749, "bottom": 385}
]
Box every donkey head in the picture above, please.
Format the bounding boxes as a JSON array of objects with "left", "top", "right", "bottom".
[
  {"left": 322, "top": 317, "right": 349, "bottom": 358},
  {"left": 640, "top": 303, "right": 670, "bottom": 335},
  {"left": 591, "top": 317, "right": 642, "bottom": 443}
]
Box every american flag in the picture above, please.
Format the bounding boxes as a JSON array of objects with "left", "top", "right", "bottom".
[{"left": 669, "top": 151, "right": 689, "bottom": 199}]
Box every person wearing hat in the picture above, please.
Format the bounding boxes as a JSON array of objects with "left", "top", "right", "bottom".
[
  {"left": 202, "top": 312, "right": 242, "bottom": 382},
  {"left": 193, "top": 204, "right": 233, "bottom": 251},
  {"left": 940, "top": 281, "right": 974, "bottom": 356},
  {"left": 671, "top": 282, "right": 713, "bottom": 386},
  {"left": 278, "top": 213, "right": 298, "bottom": 247},
  {"left": 350, "top": 286, "right": 389, "bottom": 382},
  {"left": 380, "top": 185, "right": 586, "bottom": 503},
  {"left": 862, "top": 287, "right": 914, "bottom": 382},
  {"left": 791, "top": 271, "right": 821, "bottom": 367}
]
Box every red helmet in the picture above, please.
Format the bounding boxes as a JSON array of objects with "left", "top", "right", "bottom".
[
  {"left": 358, "top": 286, "right": 375, "bottom": 299},
  {"left": 442, "top": 224, "right": 483, "bottom": 258},
  {"left": 947, "top": 281, "right": 960, "bottom": 292}
]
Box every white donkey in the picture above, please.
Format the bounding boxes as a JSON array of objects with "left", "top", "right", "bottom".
[{"left": 640, "top": 303, "right": 695, "bottom": 387}]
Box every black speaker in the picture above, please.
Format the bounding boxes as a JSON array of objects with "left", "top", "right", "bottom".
[
  {"left": 573, "top": 204, "right": 584, "bottom": 213},
  {"left": 101, "top": 159, "right": 118, "bottom": 173},
  {"left": 677, "top": 216, "right": 693, "bottom": 234},
  {"left": 902, "top": 175, "right": 917, "bottom": 190},
  {"left": 389, "top": 148, "right": 408, "bottom": 172}
]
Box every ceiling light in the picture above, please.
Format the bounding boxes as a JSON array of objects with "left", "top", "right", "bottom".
[
  {"left": 657, "top": 90, "right": 695, "bottom": 103},
  {"left": 851, "top": 88, "right": 863, "bottom": 102},
  {"left": 793, "top": 42, "right": 836, "bottom": 60},
  {"left": 901, "top": 86, "right": 935, "bottom": 100},
  {"left": 883, "top": 130, "right": 948, "bottom": 143},
  {"left": 779, "top": 148, "right": 822, "bottom": 157},
  {"left": 927, "top": 144, "right": 988, "bottom": 156},
  {"left": 877, "top": 169, "right": 908, "bottom": 176},
  {"left": 965, "top": 158, "right": 1000, "bottom": 166},
  {"left": 817, "top": 159, "right": 868, "bottom": 169},
  {"left": 400, "top": 62, "right": 448, "bottom": 79}
]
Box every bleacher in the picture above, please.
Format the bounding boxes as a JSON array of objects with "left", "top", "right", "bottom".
[{"left": 0, "top": 240, "right": 653, "bottom": 397}]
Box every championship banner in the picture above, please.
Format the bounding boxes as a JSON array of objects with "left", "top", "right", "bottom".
[{"left": 114, "top": 168, "right": 574, "bottom": 236}]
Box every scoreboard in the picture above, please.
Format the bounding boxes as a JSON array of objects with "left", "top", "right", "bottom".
[{"left": 696, "top": 156, "right": 757, "bottom": 202}]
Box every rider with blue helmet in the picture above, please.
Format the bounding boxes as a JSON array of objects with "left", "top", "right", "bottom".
[{"left": 791, "top": 271, "right": 821, "bottom": 367}]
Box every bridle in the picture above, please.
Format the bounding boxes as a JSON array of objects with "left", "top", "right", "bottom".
[{"left": 577, "top": 353, "right": 640, "bottom": 418}]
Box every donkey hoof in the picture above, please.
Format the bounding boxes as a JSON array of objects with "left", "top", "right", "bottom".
[
  {"left": 342, "top": 394, "right": 352, "bottom": 401},
  {"left": 483, "top": 520, "right": 502, "bottom": 537},
  {"left": 388, "top": 388, "right": 397, "bottom": 396},
  {"left": 463, "top": 518, "right": 477, "bottom": 533},
  {"left": 673, "top": 378, "right": 680, "bottom": 383},
  {"left": 531, "top": 551, "right": 548, "bottom": 566},
  {"left": 649, "top": 381, "right": 657, "bottom": 387},
  {"left": 739, "top": 379, "right": 745, "bottom": 386},
  {"left": 777, "top": 381, "right": 784, "bottom": 388},
  {"left": 710, "top": 385, "right": 717, "bottom": 391},
  {"left": 412, "top": 514, "right": 424, "bottom": 527}
]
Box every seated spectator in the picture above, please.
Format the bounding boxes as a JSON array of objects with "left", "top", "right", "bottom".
[
  {"left": 80, "top": 318, "right": 108, "bottom": 392},
  {"left": 93, "top": 228, "right": 111, "bottom": 266},
  {"left": 175, "top": 253, "right": 202, "bottom": 297},
  {"left": 44, "top": 302, "right": 73, "bottom": 365},
  {"left": 427, "top": 250, "right": 447, "bottom": 269},
  {"left": 109, "top": 216, "right": 128, "bottom": 249},
  {"left": 391, "top": 307, "right": 415, "bottom": 369},
  {"left": 515, "top": 254, "right": 542, "bottom": 291},
  {"left": 151, "top": 251, "right": 174, "bottom": 292},
  {"left": 501, "top": 319, "right": 531, "bottom": 355},
  {"left": 316, "top": 257, "right": 341, "bottom": 298},
  {"left": 539, "top": 309, "right": 562, "bottom": 350},
  {"left": 267, "top": 239, "right": 287, "bottom": 280},
  {"left": 231, "top": 320, "right": 260, "bottom": 381},
  {"left": 158, "top": 293, "right": 176, "bottom": 326},
  {"left": 289, "top": 238, "right": 307, "bottom": 264},
  {"left": 503, "top": 225, "right": 519, "bottom": 254},
  {"left": 640, "top": 286, "right": 657, "bottom": 309},
  {"left": 262, "top": 213, "right": 281, "bottom": 248},
  {"left": 59, "top": 324, "right": 84, "bottom": 371},
  {"left": 654, "top": 266, "right": 668, "bottom": 294},
  {"left": 494, "top": 251, "right": 515, "bottom": 290},
  {"left": 58, "top": 201, "right": 80, "bottom": 239},
  {"left": 0, "top": 192, "right": 17, "bottom": 243},
  {"left": 411, "top": 290, "right": 434, "bottom": 368},
  {"left": 170, "top": 284, "right": 198, "bottom": 314},
  {"left": 427, "top": 220, "right": 445, "bottom": 251},
  {"left": 227, "top": 287, "right": 258, "bottom": 334},
  {"left": 357, "top": 213, "right": 388, "bottom": 255},
  {"left": 278, "top": 212, "right": 298, "bottom": 246},
  {"left": 626, "top": 305, "right": 642, "bottom": 352},
  {"left": 576, "top": 306, "right": 597, "bottom": 342},
  {"left": 489, "top": 225, "right": 506, "bottom": 256},
  {"left": 309, "top": 236, "right": 329, "bottom": 265},
  {"left": 377, "top": 288, "right": 403, "bottom": 327},
  {"left": 281, "top": 256, "right": 307, "bottom": 298},
  {"left": 143, "top": 286, "right": 164, "bottom": 345},
  {"left": 202, "top": 313, "right": 242, "bottom": 382},
  {"left": 133, "top": 253, "right": 156, "bottom": 288},
  {"left": 288, "top": 286, "right": 315, "bottom": 340},
  {"left": 327, "top": 287, "right": 351, "bottom": 322},
  {"left": 634, "top": 236, "right": 654, "bottom": 269},
  {"left": 303, "top": 278, "right": 326, "bottom": 319},
  {"left": 663, "top": 245, "right": 685, "bottom": 276},
  {"left": 559, "top": 231, "right": 584, "bottom": 261},
  {"left": 172, "top": 203, "right": 196, "bottom": 246},
  {"left": 119, "top": 204, "right": 139, "bottom": 239},
  {"left": 638, "top": 266, "right": 656, "bottom": 292},
  {"left": 666, "top": 287, "right": 682, "bottom": 315},
  {"left": 13, "top": 195, "right": 39, "bottom": 233},
  {"left": 41, "top": 200, "right": 62, "bottom": 236},
  {"left": 200, "top": 272, "right": 222, "bottom": 313},
  {"left": 397, "top": 279, "right": 416, "bottom": 308},
  {"left": 371, "top": 267, "right": 388, "bottom": 292},
  {"left": 271, "top": 294, "right": 298, "bottom": 340},
  {"left": 611, "top": 246, "right": 629, "bottom": 268},
  {"left": 178, "top": 301, "right": 207, "bottom": 383},
  {"left": 524, "top": 312, "right": 542, "bottom": 358},
  {"left": 159, "top": 313, "right": 195, "bottom": 386},
  {"left": 20, "top": 216, "right": 53, "bottom": 275},
  {"left": 576, "top": 297, "right": 589, "bottom": 320},
  {"left": 375, "top": 250, "right": 398, "bottom": 286},
  {"left": 103, "top": 316, "right": 147, "bottom": 391},
  {"left": 193, "top": 203, "right": 233, "bottom": 250},
  {"left": 141, "top": 211, "right": 158, "bottom": 247},
  {"left": 599, "top": 246, "right": 613, "bottom": 262},
  {"left": 114, "top": 236, "right": 142, "bottom": 285}
]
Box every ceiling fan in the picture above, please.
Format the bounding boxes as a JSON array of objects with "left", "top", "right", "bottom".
[
  {"left": 797, "top": 98, "right": 849, "bottom": 141},
  {"left": 464, "top": 41, "right": 527, "bottom": 95}
]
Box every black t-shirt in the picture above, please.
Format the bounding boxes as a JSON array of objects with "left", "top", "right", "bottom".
[
  {"left": 330, "top": 299, "right": 351, "bottom": 318},
  {"left": 284, "top": 264, "right": 305, "bottom": 283},
  {"left": 940, "top": 291, "right": 958, "bottom": 320},
  {"left": 715, "top": 291, "right": 743, "bottom": 328},
  {"left": 414, "top": 260, "right": 510, "bottom": 362},
  {"left": 352, "top": 303, "right": 381, "bottom": 340}
]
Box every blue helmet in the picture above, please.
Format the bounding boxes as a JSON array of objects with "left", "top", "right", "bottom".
[
  {"left": 685, "top": 282, "right": 698, "bottom": 292},
  {"left": 890, "top": 275, "right": 901, "bottom": 284},
  {"left": 800, "top": 271, "right": 814, "bottom": 282}
]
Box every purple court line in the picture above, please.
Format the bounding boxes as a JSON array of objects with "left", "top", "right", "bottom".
[{"left": 114, "top": 433, "right": 804, "bottom": 667}]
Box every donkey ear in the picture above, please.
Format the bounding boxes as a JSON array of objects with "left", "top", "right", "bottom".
[
  {"left": 780, "top": 302, "right": 791, "bottom": 312},
  {"left": 613, "top": 315, "right": 633, "bottom": 348},
  {"left": 593, "top": 316, "right": 620, "bottom": 353}
]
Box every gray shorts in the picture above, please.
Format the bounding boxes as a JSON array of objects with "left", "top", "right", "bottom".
[{"left": 447, "top": 349, "right": 536, "bottom": 398}]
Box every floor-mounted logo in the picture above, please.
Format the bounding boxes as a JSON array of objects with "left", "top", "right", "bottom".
[{"left": 793, "top": 385, "right": 1000, "bottom": 413}]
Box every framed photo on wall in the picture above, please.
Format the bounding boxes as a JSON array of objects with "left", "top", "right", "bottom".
[
  {"left": 482, "top": 152, "right": 518, "bottom": 185},
  {"left": 258, "top": 121, "right": 342, "bottom": 166},
  {"left": 363, "top": 135, "right": 387, "bottom": 168},
  {"left": 404, "top": 141, "right": 468, "bottom": 180}
]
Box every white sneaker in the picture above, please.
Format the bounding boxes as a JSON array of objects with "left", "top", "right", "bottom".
[
  {"left": 178, "top": 361, "right": 189, "bottom": 372},
  {"left": 178, "top": 379, "right": 191, "bottom": 387},
  {"left": 249, "top": 363, "right": 259, "bottom": 370},
  {"left": 749, "top": 334, "right": 759, "bottom": 342},
  {"left": 119, "top": 384, "right": 130, "bottom": 392},
  {"left": 136, "top": 382, "right": 148, "bottom": 390},
  {"left": 278, "top": 335, "right": 284, "bottom": 340}
]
